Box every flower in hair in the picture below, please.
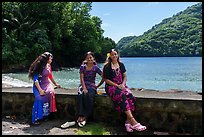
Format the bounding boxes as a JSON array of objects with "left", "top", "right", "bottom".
[{"left": 107, "top": 53, "right": 110, "bottom": 58}]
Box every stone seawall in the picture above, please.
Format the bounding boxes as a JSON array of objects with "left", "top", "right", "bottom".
[{"left": 2, "top": 87, "right": 202, "bottom": 135}]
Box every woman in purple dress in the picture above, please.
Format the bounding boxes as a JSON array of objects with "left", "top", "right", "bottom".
[
  {"left": 28, "top": 52, "right": 60, "bottom": 125},
  {"left": 102, "top": 49, "right": 146, "bottom": 132},
  {"left": 76, "top": 51, "right": 104, "bottom": 127}
]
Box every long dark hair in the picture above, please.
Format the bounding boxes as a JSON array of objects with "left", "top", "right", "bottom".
[
  {"left": 103, "top": 49, "right": 121, "bottom": 78},
  {"left": 104, "top": 49, "right": 120, "bottom": 66},
  {"left": 28, "top": 52, "right": 52, "bottom": 80},
  {"left": 82, "top": 51, "right": 96, "bottom": 65}
]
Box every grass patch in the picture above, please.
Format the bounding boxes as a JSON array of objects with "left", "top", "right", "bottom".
[{"left": 75, "top": 122, "right": 111, "bottom": 135}]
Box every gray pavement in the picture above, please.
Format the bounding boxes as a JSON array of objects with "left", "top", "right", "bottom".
[
  {"left": 2, "top": 117, "right": 192, "bottom": 135},
  {"left": 2, "top": 117, "right": 77, "bottom": 135}
]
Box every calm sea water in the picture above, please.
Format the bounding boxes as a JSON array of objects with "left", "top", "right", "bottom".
[{"left": 4, "top": 57, "right": 202, "bottom": 93}]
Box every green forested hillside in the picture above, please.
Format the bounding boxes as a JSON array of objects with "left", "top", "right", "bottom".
[{"left": 116, "top": 3, "right": 202, "bottom": 57}]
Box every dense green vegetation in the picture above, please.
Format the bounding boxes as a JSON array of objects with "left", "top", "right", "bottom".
[
  {"left": 2, "top": 2, "right": 202, "bottom": 72},
  {"left": 2, "top": 2, "right": 116, "bottom": 72},
  {"left": 116, "top": 3, "right": 202, "bottom": 57}
]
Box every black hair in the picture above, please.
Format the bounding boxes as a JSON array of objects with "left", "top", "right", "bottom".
[{"left": 82, "top": 51, "right": 96, "bottom": 65}]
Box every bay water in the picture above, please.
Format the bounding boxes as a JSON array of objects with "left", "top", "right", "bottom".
[{"left": 3, "top": 57, "right": 202, "bottom": 93}]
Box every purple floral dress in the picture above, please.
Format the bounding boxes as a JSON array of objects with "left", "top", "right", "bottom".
[
  {"left": 77, "top": 64, "right": 102, "bottom": 117},
  {"left": 79, "top": 64, "right": 102, "bottom": 91},
  {"left": 104, "top": 62, "right": 137, "bottom": 113}
]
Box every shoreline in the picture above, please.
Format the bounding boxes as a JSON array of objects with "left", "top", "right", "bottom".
[
  {"left": 2, "top": 72, "right": 202, "bottom": 93},
  {"left": 2, "top": 74, "right": 202, "bottom": 95}
]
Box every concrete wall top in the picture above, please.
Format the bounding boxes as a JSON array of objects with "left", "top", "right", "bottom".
[{"left": 2, "top": 86, "right": 202, "bottom": 101}]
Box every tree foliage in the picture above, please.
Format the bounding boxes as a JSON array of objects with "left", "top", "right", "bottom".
[{"left": 2, "top": 2, "right": 116, "bottom": 72}]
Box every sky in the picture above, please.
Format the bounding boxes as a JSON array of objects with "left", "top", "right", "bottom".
[{"left": 90, "top": 2, "right": 200, "bottom": 43}]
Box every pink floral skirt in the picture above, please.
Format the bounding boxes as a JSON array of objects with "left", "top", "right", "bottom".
[{"left": 106, "top": 85, "right": 137, "bottom": 113}]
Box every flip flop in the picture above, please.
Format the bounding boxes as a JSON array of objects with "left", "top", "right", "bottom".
[
  {"left": 78, "top": 120, "right": 86, "bottom": 127},
  {"left": 61, "top": 121, "right": 76, "bottom": 129}
]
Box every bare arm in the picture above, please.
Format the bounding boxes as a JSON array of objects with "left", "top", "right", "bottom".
[
  {"left": 80, "top": 73, "right": 88, "bottom": 94},
  {"left": 104, "top": 72, "right": 127, "bottom": 90},
  {"left": 97, "top": 74, "right": 105, "bottom": 88},
  {"left": 50, "top": 77, "right": 60, "bottom": 88},
  {"left": 48, "top": 64, "right": 60, "bottom": 88},
  {"left": 104, "top": 79, "right": 120, "bottom": 89},
  {"left": 121, "top": 72, "right": 127, "bottom": 89}
]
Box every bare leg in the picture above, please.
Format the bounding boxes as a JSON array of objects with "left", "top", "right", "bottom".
[
  {"left": 124, "top": 110, "right": 138, "bottom": 125},
  {"left": 77, "top": 116, "right": 86, "bottom": 122},
  {"left": 77, "top": 116, "right": 83, "bottom": 122},
  {"left": 82, "top": 116, "right": 86, "bottom": 121},
  {"left": 125, "top": 110, "right": 147, "bottom": 131}
]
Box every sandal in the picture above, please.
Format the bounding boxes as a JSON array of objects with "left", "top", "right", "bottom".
[
  {"left": 32, "top": 121, "right": 40, "bottom": 125},
  {"left": 131, "top": 123, "right": 146, "bottom": 131},
  {"left": 125, "top": 123, "right": 133, "bottom": 132},
  {"left": 61, "top": 121, "right": 76, "bottom": 129},
  {"left": 78, "top": 120, "right": 86, "bottom": 127}
]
